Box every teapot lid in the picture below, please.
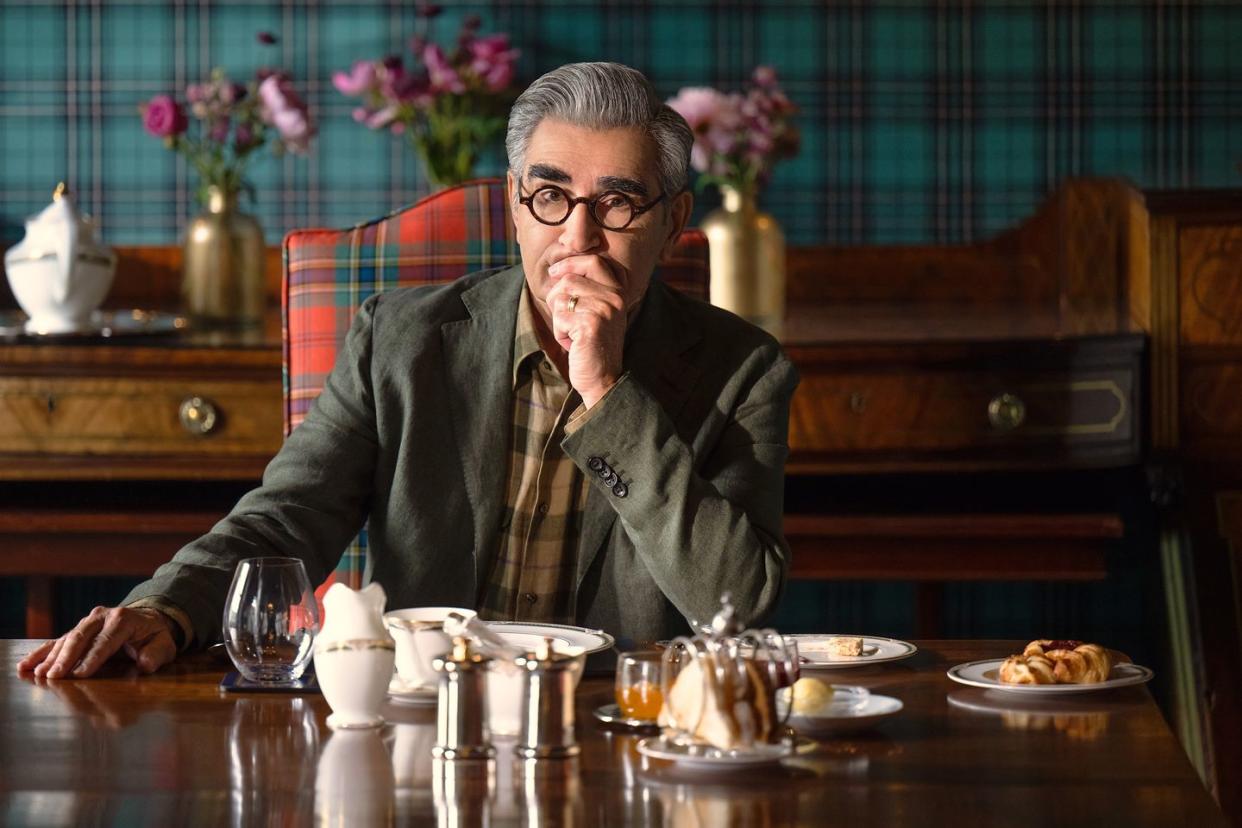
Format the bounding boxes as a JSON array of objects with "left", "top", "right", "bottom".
[{"left": 25, "top": 182, "right": 95, "bottom": 241}]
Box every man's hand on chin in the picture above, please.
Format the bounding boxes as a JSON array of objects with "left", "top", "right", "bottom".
[{"left": 546, "top": 254, "right": 629, "bottom": 409}]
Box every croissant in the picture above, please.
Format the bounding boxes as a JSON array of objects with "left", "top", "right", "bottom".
[
  {"left": 1005, "top": 640, "right": 1114, "bottom": 685},
  {"left": 998, "top": 654, "right": 1057, "bottom": 685}
]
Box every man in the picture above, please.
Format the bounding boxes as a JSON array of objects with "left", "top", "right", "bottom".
[{"left": 18, "top": 62, "right": 798, "bottom": 680}]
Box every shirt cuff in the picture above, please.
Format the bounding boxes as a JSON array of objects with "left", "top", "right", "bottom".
[
  {"left": 564, "top": 373, "right": 628, "bottom": 436},
  {"left": 125, "top": 597, "right": 194, "bottom": 652}
]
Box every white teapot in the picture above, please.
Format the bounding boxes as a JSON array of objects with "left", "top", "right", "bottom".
[
  {"left": 313, "top": 582, "right": 396, "bottom": 730},
  {"left": 4, "top": 183, "right": 116, "bottom": 333}
]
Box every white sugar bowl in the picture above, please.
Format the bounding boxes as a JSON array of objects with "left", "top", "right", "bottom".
[
  {"left": 313, "top": 582, "right": 396, "bottom": 730},
  {"left": 3, "top": 183, "right": 116, "bottom": 333}
]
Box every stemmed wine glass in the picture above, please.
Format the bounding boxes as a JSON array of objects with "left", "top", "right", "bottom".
[{"left": 223, "top": 557, "right": 320, "bottom": 683}]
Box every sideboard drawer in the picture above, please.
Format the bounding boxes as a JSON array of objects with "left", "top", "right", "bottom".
[
  {"left": 786, "top": 337, "right": 1144, "bottom": 471},
  {"left": 0, "top": 376, "right": 281, "bottom": 458}
]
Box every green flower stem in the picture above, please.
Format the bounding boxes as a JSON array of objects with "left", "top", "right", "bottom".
[{"left": 409, "top": 92, "right": 506, "bottom": 188}]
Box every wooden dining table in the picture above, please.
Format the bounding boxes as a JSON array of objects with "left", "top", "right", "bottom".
[{"left": 0, "top": 638, "right": 1226, "bottom": 826}]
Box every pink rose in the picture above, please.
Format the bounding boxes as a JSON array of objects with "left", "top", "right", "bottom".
[
  {"left": 208, "top": 117, "right": 230, "bottom": 143},
  {"left": 667, "top": 87, "right": 728, "bottom": 131},
  {"left": 333, "top": 60, "right": 377, "bottom": 97},
  {"left": 423, "top": 44, "right": 465, "bottom": 94},
  {"left": 142, "top": 94, "right": 187, "bottom": 138},
  {"left": 468, "top": 34, "right": 518, "bottom": 91},
  {"left": 273, "top": 107, "right": 312, "bottom": 152},
  {"left": 258, "top": 74, "right": 315, "bottom": 152},
  {"left": 233, "top": 122, "right": 259, "bottom": 152},
  {"left": 364, "top": 104, "right": 400, "bottom": 130}
]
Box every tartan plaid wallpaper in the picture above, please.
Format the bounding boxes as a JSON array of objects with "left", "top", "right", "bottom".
[{"left": 2, "top": 0, "right": 1240, "bottom": 250}]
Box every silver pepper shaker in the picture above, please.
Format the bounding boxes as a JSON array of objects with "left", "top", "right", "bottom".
[
  {"left": 432, "top": 636, "right": 495, "bottom": 759},
  {"left": 514, "top": 637, "right": 582, "bottom": 759}
]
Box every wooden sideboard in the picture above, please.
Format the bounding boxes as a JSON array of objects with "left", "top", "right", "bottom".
[{"left": 1, "top": 180, "right": 1239, "bottom": 821}]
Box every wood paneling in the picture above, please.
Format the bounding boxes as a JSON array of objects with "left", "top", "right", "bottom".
[
  {"left": 1180, "top": 361, "right": 1242, "bottom": 455},
  {"left": 1179, "top": 226, "right": 1242, "bottom": 346}
]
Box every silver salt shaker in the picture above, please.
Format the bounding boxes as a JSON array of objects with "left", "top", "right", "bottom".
[
  {"left": 514, "top": 638, "right": 582, "bottom": 759},
  {"left": 432, "top": 636, "right": 495, "bottom": 759}
]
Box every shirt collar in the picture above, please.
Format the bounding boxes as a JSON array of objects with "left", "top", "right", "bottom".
[{"left": 512, "top": 283, "right": 548, "bottom": 388}]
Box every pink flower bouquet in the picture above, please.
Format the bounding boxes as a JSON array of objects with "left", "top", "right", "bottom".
[
  {"left": 334, "top": 9, "right": 519, "bottom": 188},
  {"left": 667, "top": 66, "right": 799, "bottom": 194},
  {"left": 139, "top": 33, "right": 314, "bottom": 203}
]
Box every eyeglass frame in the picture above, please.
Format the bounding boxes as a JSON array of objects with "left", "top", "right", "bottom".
[{"left": 516, "top": 183, "right": 667, "bottom": 231}]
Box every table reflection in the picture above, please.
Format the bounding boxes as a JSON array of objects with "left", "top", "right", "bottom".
[
  {"left": 229, "top": 696, "right": 318, "bottom": 825},
  {"left": 432, "top": 756, "right": 494, "bottom": 827},
  {"left": 314, "top": 727, "right": 395, "bottom": 825},
  {"left": 945, "top": 688, "right": 1126, "bottom": 744}
]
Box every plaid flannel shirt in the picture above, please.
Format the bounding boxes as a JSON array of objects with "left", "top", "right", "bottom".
[{"left": 477, "top": 285, "right": 592, "bottom": 622}]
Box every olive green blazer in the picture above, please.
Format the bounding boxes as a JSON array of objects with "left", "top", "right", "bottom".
[{"left": 125, "top": 266, "right": 799, "bottom": 648}]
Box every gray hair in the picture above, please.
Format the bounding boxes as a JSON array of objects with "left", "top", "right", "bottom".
[{"left": 505, "top": 62, "right": 693, "bottom": 196}]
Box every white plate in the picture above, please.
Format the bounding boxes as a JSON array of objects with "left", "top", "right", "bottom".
[
  {"left": 636, "top": 736, "right": 804, "bottom": 769},
  {"left": 786, "top": 694, "right": 904, "bottom": 735},
  {"left": 387, "top": 676, "right": 437, "bottom": 706},
  {"left": 946, "top": 659, "right": 1154, "bottom": 695},
  {"left": 483, "top": 621, "right": 614, "bottom": 655},
  {"left": 789, "top": 634, "right": 917, "bottom": 669}
]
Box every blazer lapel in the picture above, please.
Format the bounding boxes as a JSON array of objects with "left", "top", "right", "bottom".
[
  {"left": 576, "top": 280, "right": 704, "bottom": 587},
  {"left": 441, "top": 266, "right": 524, "bottom": 588}
]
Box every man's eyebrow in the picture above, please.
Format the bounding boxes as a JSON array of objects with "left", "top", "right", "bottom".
[
  {"left": 526, "top": 164, "right": 571, "bottom": 184},
  {"left": 597, "top": 176, "right": 649, "bottom": 197}
]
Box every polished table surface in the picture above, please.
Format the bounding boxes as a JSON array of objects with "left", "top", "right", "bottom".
[{"left": 0, "top": 639, "right": 1225, "bottom": 826}]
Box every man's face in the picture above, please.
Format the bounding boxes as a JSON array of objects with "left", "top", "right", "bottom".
[{"left": 508, "top": 118, "right": 692, "bottom": 324}]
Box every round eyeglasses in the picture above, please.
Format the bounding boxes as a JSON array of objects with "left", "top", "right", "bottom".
[{"left": 518, "top": 184, "right": 666, "bottom": 231}]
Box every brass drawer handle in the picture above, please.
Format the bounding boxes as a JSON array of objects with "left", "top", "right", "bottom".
[
  {"left": 179, "top": 396, "right": 219, "bottom": 436},
  {"left": 987, "top": 392, "right": 1026, "bottom": 432}
]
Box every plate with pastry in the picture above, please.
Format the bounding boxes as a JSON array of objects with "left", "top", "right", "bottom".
[
  {"left": 788, "top": 634, "right": 917, "bottom": 669},
  {"left": 947, "top": 639, "right": 1153, "bottom": 695}
]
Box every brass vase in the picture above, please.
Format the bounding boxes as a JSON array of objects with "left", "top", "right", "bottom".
[
  {"left": 700, "top": 184, "right": 786, "bottom": 337},
  {"left": 182, "top": 185, "right": 265, "bottom": 327}
]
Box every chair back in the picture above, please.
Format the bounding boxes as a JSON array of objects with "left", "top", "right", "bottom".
[{"left": 282, "top": 178, "right": 709, "bottom": 590}]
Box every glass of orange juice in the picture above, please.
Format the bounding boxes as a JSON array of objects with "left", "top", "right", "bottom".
[{"left": 615, "top": 651, "right": 665, "bottom": 722}]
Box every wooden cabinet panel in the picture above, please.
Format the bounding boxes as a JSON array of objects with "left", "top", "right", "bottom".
[
  {"left": 1179, "top": 225, "right": 1242, "bottom": 346},
  {"left": 0, "top": 376, "right": 280, "bottom": 457},
  {"left": 1180, "top": 361, "right": 1242, "bottom": 454},
  {"left": 791, "top": 369, "right": 1133, "bottom": 452},
  {"left": 0, "top": 324, "right": 283, "bottom": 480},
  {"left": 785, "top": 334, "right": 1143, "bottom": 472}
]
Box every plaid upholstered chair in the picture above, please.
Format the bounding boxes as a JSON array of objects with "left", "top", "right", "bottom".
[{"left": 282, "top": 178, "right": 710, "bottom": 602}]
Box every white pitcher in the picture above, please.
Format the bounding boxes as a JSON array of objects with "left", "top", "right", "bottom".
[{"left": 313, "top": 582, "right": 396, "bottom": 730}]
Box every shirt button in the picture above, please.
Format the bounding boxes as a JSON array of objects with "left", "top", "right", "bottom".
[
  {"left": 523, "top": 592, "right": 537, "bottom": 605},
  {"left": 537, "top": 502, "right": 549, "bottom": 516}
]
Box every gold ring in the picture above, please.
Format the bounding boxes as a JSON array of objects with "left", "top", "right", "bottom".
[{"left": 567, "top": 295, "right": 579, "bottom": 312}]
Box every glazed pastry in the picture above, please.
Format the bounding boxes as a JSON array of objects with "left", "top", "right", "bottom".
[
  {"left": 998, "top": 654, "right": 1057, "bottom": 685},
  {"left": 1023, "top": 640, "right": 1113, "bottom": 684},
  {"left": 1022, "top": 639, "right": 1083, "bottom": 658}
]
